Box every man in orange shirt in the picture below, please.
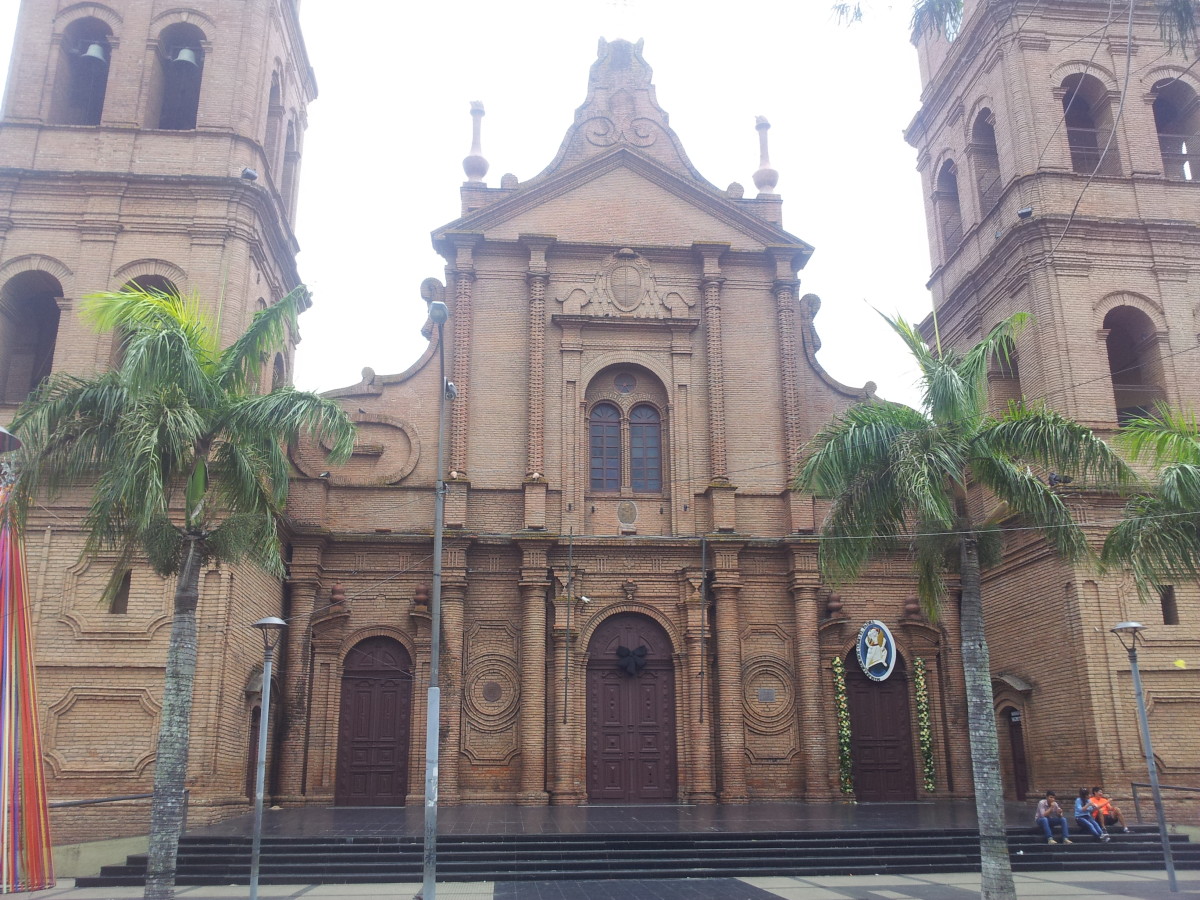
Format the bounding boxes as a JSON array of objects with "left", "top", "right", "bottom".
[{"left": 1090, "top": 786, "right": 1131, "bottom": 833}]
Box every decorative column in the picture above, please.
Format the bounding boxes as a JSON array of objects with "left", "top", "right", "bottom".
[
  {"left": 518, "top": 542, "right": 551, "bottom": 803},
  {"left": 523, "top": 236, "right": 554, "bottom": 529},
  {"left": 683, "top": 573, "right": 717, "bottom": 802},
  {"left": 446, "top": 234, "right": 479, "bottom": 478},
  {"left": 696, "top": 243, "right": 736, "bottom": 531},
  {"left": 769, "top": 247, "right": 807, "bottom": 533},
  {"left": 440, "top": 566, "right": 467, "bottom": 805},
  {"left": 712, "top": 545, "right": 747, "bottom": 801},
  {"left": 276, "top": 576, "right": 319, "bottom": 800},
  {"left": 548, "top": 600, "right": 583, "bottom": 803},
  {"left": 791, "top": 564, "right": 833, "bottom": 799}
]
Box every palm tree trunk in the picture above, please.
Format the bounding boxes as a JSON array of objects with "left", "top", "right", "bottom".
[
  {"left": 144, "top": 538, "right": 202, "bottom": 900},
  {"left": 959, "top": 534, "right": 1016, "bottom": 900}
]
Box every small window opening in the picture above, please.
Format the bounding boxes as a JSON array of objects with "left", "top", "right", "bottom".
[
  {"left": 272, "top": 353, "right": 287, "bottom": 390},
  {"left": 1061, "top": 73, "right": 1121, "bottom": 175},
  {"left": 1158, "top": 585, "right": 1180, "bottom": 625},
  {"left": 971, "top": 111, "right": 1002, "bottom": 210},
  {"left": 49, "top": 19, "right": 112, "bottom": 126},
  {"left": 935, "top": 160, "right": 963, "bottom": 253},
  {"left": 1152, "top": 79, "right": 1199, "bottom": 182},
  {"left": 1103, "top": 305, "right": 1165, "bottom": 424},
  {"left": 109, "top": 570, "right": 132, "bottom": 614}
]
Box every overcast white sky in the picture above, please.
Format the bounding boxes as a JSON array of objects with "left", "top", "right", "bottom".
[{"left": 0, "top": 1, "right": 934, "bottom": 408}]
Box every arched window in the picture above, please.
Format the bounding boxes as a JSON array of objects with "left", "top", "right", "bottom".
[
  {"left": 112, "top": 276, "right": 179, "bottom": 369},
  {"left": 265, "top": 73, "right": 283, "bottom": 172},
  {"left": 0, "top": 272, "right": 62, "bottom": 403},
  {"left": 281, "top": 120, "right": 300, "bottom": 220},
  {"left": 49, "top": 18, "right": 112, "bottom": 126},
  {"left": 271, "top": 353, "right": 287, "bottom": 390},
  {"left": 1103, "top": 305, "right": 1165, "bottom": 423},
  {"left": 629, "top": 405, "right": 662, "bottom": 492},
  {"left": 935, "top": 160, "right": 963, "bottom": 253},
  {"left": 1152, "top": 78, "right": 1199, "bottom": 181},
  {"left": 589, "top": 402, "right": 621, "bottom": 492},
  {"left": 971, "top": 110, "right": 1002, "bottom": 210},
  {"left": 1061, "top": 73, "right": 1121, "bottom": 175},
  {"left": 152, "top": 23, "right": 205, "bottom": 130}
]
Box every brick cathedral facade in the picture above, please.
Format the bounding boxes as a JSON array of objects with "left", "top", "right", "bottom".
[{"left": 0, "top": 0, "right": 1195, "bottom": 846}]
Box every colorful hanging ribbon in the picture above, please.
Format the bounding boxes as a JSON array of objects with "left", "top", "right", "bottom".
[{"left": 1, "top": 484, "right": 55, "bottom": 892}]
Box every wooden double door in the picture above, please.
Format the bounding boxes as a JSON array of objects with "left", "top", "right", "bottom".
[
  {"left": 585, "top": 613, "right": 678, "bottom": 803},
  {"left": 334, "top": 637, "right": 413, "bottom": 806},
  {"left": 845, "top": 654, "right": 917, "bottom": 802}
]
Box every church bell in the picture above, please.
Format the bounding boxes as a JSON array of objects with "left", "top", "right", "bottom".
[
  {"left": 171, "top": 47, "right": 199, "bottom": 68},
  {"left": 80, "top": 42, "right": 108, "bottom": 67}
]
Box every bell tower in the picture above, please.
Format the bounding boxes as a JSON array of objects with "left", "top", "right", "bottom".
[
  {"left": 0, "top": 0, "right": 316, "bottom": 842},
  {"left": 0, "top": 0, "right": 315, "bottom": 409},
  {"left": 906, "top": 1, "right": 1199, "bottom": 797}
]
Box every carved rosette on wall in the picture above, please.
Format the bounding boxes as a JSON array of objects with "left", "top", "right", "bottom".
[
  {"left": 557, "top": 249, "right": 694, "bottom": 320},
  {"left": 740, "top": 625, "right": 800, "bottom": 763},
  {"left": 462, "top": 623, "right": 521, "bottom": 764}
]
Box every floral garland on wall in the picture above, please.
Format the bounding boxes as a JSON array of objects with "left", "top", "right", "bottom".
[
  {"left": 831, "top": 656, "right": 854, "bottom": 794},
  {"left": 913, "top": 657, "right": 936, "bottom": 792}
]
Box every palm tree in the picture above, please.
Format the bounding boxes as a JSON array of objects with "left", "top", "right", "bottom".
[
  {"left": 1102, "top": 405, "right": 1200, "bottom": 598},
  {"left": 4, "top": 286, "right": 355, "bottom": 900},
  {"left": 794, "top": 312, "right": 1131, "bottom": 900}
]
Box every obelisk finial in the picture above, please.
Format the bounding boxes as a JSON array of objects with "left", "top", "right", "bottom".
[
  {"left": 752, "top": 115, "right": 779, "bottom": 195},
  {"left": 463, "top": 101, "right": 489, "bottom": 183}
]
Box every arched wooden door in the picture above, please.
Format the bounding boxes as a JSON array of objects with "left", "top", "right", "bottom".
[
  {"left": 586, "top": 613, "right": 677, "bottom": 802},
  {"left": 1004, "top": 706, "right": 1030, "bottom": 800},
  {"left": 334, "top": 636, "right": 413, "bottom": 806},
  {"left": 846, "top": 653, "right": 917, "bottom": 801}
]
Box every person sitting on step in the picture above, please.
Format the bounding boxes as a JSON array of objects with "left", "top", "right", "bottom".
[
  {"left": 1090, "top": 786, "right": 1131, "bottom": 834},
  {"left": 1034, "top": 790, "right": 1072, "bottom": 844},
  {"left": 1075, "top": 788, "right": 1109, "bottom": 841}
]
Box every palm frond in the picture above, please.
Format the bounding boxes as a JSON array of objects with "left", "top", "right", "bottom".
[
  {"left": 977, "top": 402, "right": 1133, "bottom": 489},
  {"left": 1103, "top": 491, "right": 1200, "bottom": 598},
  {"left": 912, "top": 0, "right": 963, "bottom": 36},
  {"left": 216, "top": 286, "right": 307, "bottom": 392},
  {"left": 1158, "top": 0, "right": 1198, "bottom": 55},
  {"left": 968, "top": 454, "right": 1091, "bottom": 563},
  {"left": 1117, "top": 404, "right": 1200, "bottom": 467},
  {"left": 219, "top": 388, "right": 356, "bottom": 468}
]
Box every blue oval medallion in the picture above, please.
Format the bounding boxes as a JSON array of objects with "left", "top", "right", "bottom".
[{"left": 856, "top": 619, "right": 897, "bottom": 682}]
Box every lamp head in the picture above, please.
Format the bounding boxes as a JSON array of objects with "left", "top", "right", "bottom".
[
  {"left": 1017, "top": 206, "right": 1034, "bottom": 220},
  {"left": 429, "top": 300, "right": 450, "bottom": 325},
  {"left": 253, "top": 616, "right": 287, "bottom": 651},
  {"left": 1111, "top": 620, "right": 1146, "bottom": 650}
]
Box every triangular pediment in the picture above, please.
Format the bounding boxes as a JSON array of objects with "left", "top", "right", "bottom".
[{"left": 433, "top": 147, "right": 812, "bottom": 257}]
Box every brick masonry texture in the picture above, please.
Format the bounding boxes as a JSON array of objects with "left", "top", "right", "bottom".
[{"left": 0, "top": 0, "right": 1195, "bottom": 847}]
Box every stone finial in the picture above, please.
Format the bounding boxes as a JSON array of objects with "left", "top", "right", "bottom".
[
  {"left": 413, "top": 584, "right": 430, "bottom": 609},
  {"left": 752, "top": 116, "right": 779, "bottom": 195},
  {"left": 330, "top": 582, "right": 347, "bottom": 608},
  {"left": 463, "top": 101, "right": 489, "bottom": 183},
  {"left": 826, "top": 592, "right": 844, "bottom": 619}
]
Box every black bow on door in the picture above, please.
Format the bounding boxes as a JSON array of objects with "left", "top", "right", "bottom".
[{"left": 616, "top": 644, "right": 648, "bottom": 676}]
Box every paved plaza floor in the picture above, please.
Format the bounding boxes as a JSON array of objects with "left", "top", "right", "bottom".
[{"left": 19, "top": 870, "right": 1200, "bottom": 900}]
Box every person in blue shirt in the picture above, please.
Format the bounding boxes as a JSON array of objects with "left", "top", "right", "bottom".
[{"left": 1075, "top": 787, "right": 1110, "bottom": 841}]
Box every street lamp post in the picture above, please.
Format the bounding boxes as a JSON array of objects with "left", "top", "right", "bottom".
[
  {"left": 249, "top": 616, "right": 287, "bottom": 900},
  {"left": 421, "top": 300, "right": 451, "bottom": 900},
  {"left": 1110, "top": 621, "right": 1177, "bottom": 893}
]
